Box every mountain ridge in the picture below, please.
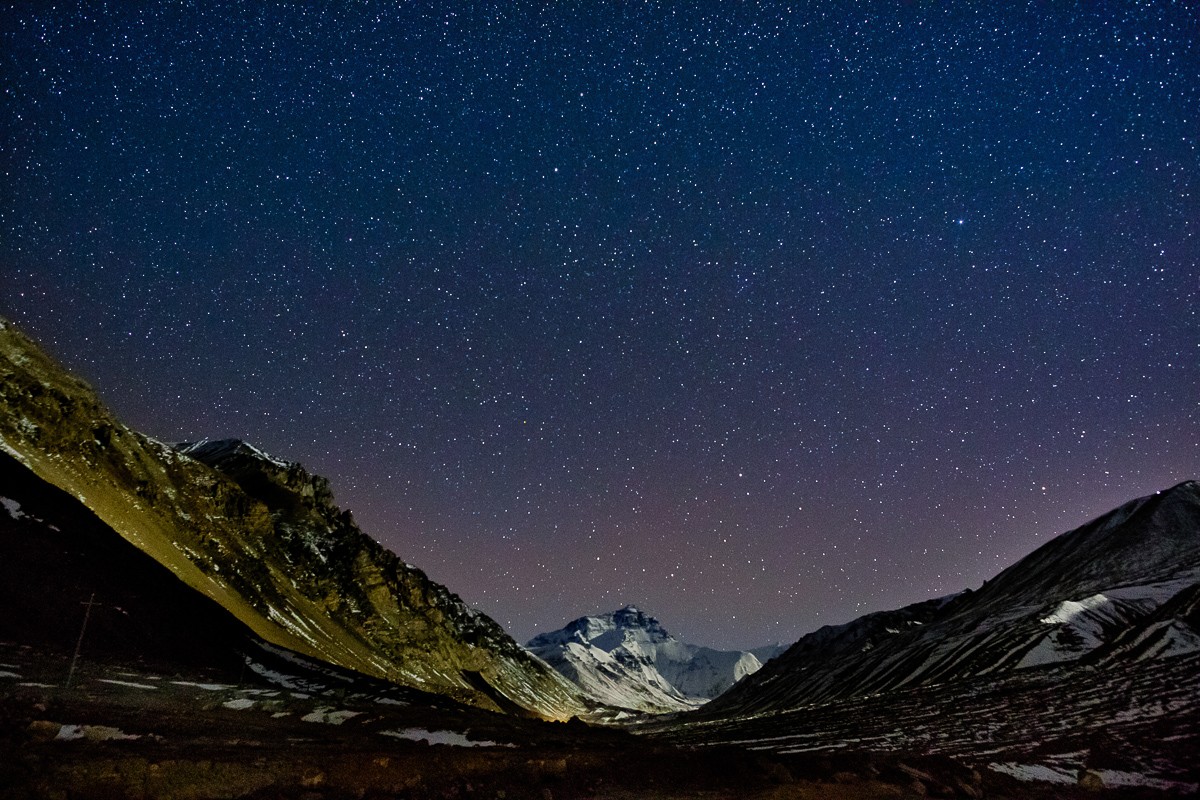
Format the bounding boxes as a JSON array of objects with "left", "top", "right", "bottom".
[
  {"left": 703, "top": 479, "right": 1200, "bottom": 718},
  {"left": 0, "top": 318, "right": 587, "bottom": 719}
]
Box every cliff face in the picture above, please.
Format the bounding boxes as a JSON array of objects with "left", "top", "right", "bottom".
[{"left": 0, "top": 319, "right": 586, "bottom": 719}]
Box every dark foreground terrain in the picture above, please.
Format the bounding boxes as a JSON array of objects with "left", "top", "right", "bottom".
[
  {"left": 1, "top": 641, "right": 1192, "bottom": 800},
  {"left": 640, "top": 651, "right": 1200, "bottom": 795}
]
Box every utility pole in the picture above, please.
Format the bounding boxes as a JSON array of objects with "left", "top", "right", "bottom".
[{"left": 65, "top": 592, "right": 96, "bottom": 690}]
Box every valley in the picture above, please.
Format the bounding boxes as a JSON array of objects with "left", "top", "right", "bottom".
[{"left": 2, "top": 317, "right": 1198, "bottom": 798}]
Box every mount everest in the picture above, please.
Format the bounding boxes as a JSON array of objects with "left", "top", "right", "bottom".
[{"left": 526, "top": 605, "right": 782, "bottom": 713}]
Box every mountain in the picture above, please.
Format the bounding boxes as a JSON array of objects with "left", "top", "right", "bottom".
[
  {"left": 703, "top": 480, "right": 1200, "bottom": 718},
  {"left": 639, "top": 483, "right": 1200, "bottom": 791},
  {"left": 526, "top": 605, "right": 773, "bottom": 713},
  {"left": 0, "top": 318, "right": 586, "bottom": 719}
]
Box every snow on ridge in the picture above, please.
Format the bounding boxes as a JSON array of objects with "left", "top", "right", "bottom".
[
  {"left": 1018, "top": 579, "right": 1199, "bottom": 669},
  {"left": 1129, "top": 621, "right": 1200, "bottom": 662},
  {"left": 1039, "top": 594, "right": 1113, "bottom": 626},
  {"left": 177, "top": 438, "right": 294, "bottom": 471},
  {"left": 237, "top": 440, "right": 293, "bottom": 470}
]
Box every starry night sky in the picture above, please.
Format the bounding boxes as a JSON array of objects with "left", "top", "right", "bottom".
[{"left": 2, "top": 2, "right": 1196, "bottom": 649}]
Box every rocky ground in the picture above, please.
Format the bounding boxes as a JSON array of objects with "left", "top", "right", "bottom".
[
  {"left": 2, "top": 641, "right": 1192, "bottom": 800},
  {"left": 640, "top": 651, "right": 1200, "bottom": 797}
]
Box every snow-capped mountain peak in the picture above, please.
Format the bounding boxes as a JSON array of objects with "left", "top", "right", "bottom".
[
  {"left": 532, "top": 605, "right": 670, "bottom": 651},
  {"left": 527, "top": 607, "right": 776, "bottom": 714}
]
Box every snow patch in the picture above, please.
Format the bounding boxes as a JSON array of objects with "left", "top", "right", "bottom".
[
  {"left": 97, "top": 678, "right": 158, "bottom": 690},
  {"left": 245, "top": 661, "right": 321, "bottom": 693},
  {"left": 0, "top": 670, "right": 22, "bottom": 679},
  {"left": 1039, "top": 594, "right": 1111, "bottom": 626},
  {"left": 301, "top": 707, "right": 360, "bottom": 725},
  {"left": 1131, "top": 620, "right": 1200, "bottom": 661},
  {"left": 1018, "top": 592, "right": 1144, "bottom": 668},
  {"left": 171, "top": 681, "right": 234, "bottom": 691},
  {"left": 222, "top": 698, "right": 256, "bottom": 710},
  {"left": 1094, "top": 770, "right": 1199, "bottom": 792},
  {"left": 988, "top": 762, "right": 1076, "bottom": 784},
  {"left": 1, "top": 497, "right": 25, "bottom": 519},
  {"left": 55, "top": 724, "right": 141, "bottom": 742},
  {"left": 380, "top": 728, "right": 515, "bottom": 748}
]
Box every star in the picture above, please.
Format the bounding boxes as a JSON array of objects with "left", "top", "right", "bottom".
[{"left": 1, "top": 0, "right": 1194, "bottom": 649}]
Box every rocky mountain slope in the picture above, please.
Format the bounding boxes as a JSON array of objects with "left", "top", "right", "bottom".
[
  {"left": 527, "top": 606, "right": 778, "bottom": 713},
  {"left": 0, "top": 318, "right": 586, "bottom": 719},
  {"left": 646, "top": 634, "right": 1200, "bottom": 793},
  {"left": 639, "top": 482, "right": 1200, "bottom": 792},
  {"left": 702, "top": 480, "right": 1200, "bottom": 718}
]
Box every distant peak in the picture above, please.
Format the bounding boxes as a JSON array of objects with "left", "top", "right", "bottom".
[{"left": 177, "top": 439, "right": 293, "bottom": 471}]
